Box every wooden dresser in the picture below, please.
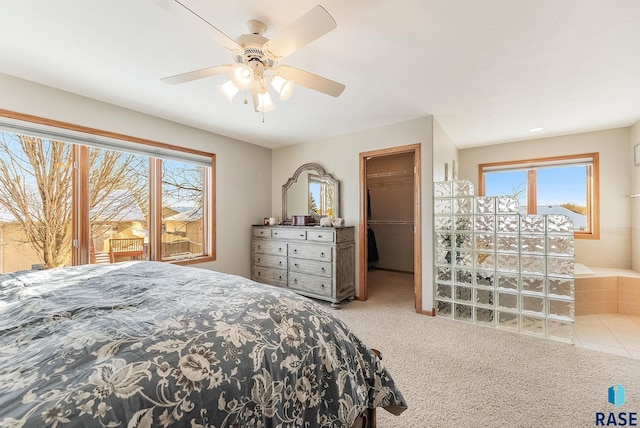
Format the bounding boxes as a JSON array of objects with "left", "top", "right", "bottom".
[{"left": 251, "top": 225, "right": 356, "bottom": 306}]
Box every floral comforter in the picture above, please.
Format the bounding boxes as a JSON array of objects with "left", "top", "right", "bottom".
[{"left": 0, "top": 261, "right": 406, "bottom": 427}]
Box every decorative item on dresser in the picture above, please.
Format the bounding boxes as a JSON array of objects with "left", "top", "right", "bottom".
[{"left": 252, "top": 225, "right": 355, "bottom": 307}]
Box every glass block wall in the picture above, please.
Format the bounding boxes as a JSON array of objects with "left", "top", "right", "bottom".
[{"left": 433, "top": 180, "right": 575, "bottom": 343}]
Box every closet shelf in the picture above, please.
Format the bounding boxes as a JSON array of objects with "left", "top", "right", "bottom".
[
  {"left": 367, "top": 170, "right": 413, "bottom": 179},
  {"left": 368, "top": 220, "right": 414, "bottom": 225}
]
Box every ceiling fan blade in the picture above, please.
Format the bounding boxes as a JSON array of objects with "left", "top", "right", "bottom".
[
  {"left": 155, "top": 0, "right": 242, "bottom": 54},
  {"left": 161, "top": 64, "right": 232, "bottom": 85},
  {"left": 276, "top": 66, "right": 345, "bottom": 97},
  {"left": 263, "top": 5, "right": 337, "bottom": 61}
]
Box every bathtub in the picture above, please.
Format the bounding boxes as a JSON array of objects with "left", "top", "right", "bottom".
[
  {"left": 574, "top": 263, "right": 595, "bottom": 278},
  {"left": 574, "top": 263, "right": 640, "bottom": 316}
]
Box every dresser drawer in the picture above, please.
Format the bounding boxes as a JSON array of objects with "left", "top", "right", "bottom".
[
  {"left": 252, "top": 267, "right": 287, "bottom": 287},
  {"left": 254, "top": 254, "right": 287, "bottom": 270},
  {"left": 252, "top": 227, "right": 272, "bottom": 238},
  {"left": 306, "top": 229, "right": 335, "bottom": 242},
  {"left": 271, "top": 228, "right": 307, "bottom": 240},
  {"left": 289, "top": 272, "right": 333, "bottom": 298},
  {"left": 288, "top": 243, "right": 333, "bottom": 261},
  {"left": 289, "top": 257, "right": 332, "bottom": 278},
  {"left": 253, "top": 240, "right": 287, "bottom": 256}
]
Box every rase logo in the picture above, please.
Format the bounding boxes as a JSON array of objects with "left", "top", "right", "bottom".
[
  {"left": 596, "top": 384, "right": 637, "bottom": 426},
  {"left": 610, "top": 384, "right": 626, "bottom": 408}
]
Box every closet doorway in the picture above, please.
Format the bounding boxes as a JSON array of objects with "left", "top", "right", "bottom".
[{"left": 358, "top": 144, "right": 422, "bottom": 312}]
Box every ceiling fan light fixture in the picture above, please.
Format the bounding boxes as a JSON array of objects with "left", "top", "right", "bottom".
[
  {"left": 271, "top": 75, "right": 296, "bottom": 101},
  {"left": 217, "top": 80, "right": 239, "bottom": 103},
  {"left": 161, "top": 4, "right": 345, "bottom": 117},
  {"left": 256, "top": 91, "right": 276, "bottom": 112},
  {"left": 230, "top": 63, "right": 253, "bottom": 90}
]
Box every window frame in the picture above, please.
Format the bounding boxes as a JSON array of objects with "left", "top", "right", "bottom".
[
  {"left": 478, "top": 153, "right": 599, "bottom": 240},
  {"left": 0, "top": 108, "right": 216, "bottom": 266}
]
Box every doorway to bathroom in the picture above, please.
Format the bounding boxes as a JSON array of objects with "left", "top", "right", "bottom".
[{"left": 359, "top": 144, "right": 422, "bottom": 312}]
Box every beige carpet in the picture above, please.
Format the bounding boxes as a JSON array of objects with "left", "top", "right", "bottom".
[{"left": 326, "top": 270, "right": 640, "bottom": 428}]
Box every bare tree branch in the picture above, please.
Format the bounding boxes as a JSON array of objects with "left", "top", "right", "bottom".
[
  {"left": 0, "top": 133, "right": 148, "bottom": 268},
  {"left": 161, "top": 162, "right": 202, "bottom": 207}
]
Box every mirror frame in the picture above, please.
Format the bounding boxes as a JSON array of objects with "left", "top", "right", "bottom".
[{"left": 282, "top": 163, "right": 339, "bottom": 224}]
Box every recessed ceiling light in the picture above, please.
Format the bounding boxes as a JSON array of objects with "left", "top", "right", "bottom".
[{"left": 529, "top": 127, "right": 544, "bottom": 133}]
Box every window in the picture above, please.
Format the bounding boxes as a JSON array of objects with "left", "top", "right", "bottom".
[
  {"left": 0, "top": 134, "right": 74, "bottom": 270},
  {"left": 479, "top": 153, "right": 599, "bottom": 239},
  {"left": 160, "top": 159, "right": 206, "bottom": 260},
  {"left": 87, "top": 146, "right": 151, "bottom": 264},
  {"left": 0, "top": 111, "right": 215, "bottom": 273}
]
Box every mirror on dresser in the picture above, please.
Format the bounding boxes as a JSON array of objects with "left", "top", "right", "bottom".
[{"left": 282, "top": 163, "right": 339, "bottom": 224}]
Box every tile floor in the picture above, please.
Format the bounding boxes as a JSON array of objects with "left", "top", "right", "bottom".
[{"left": 575, "top": 314, "right": 640, "bottom": 359}]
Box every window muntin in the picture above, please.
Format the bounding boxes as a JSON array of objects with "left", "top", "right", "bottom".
[
  {"left": 479, "top": 153, "right": 599, "bottom": 239},
  {"left": 0, "top": 111, "right": 215, "bottom": 273}
]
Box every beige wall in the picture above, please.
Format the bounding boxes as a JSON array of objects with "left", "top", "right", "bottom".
[
  {"left": 433, "top": 117, "right": 458, "bottom": 182},
  {"left": 272, "top": 116, "right": 435, "bottom": 310},
  {"left": 458, "top": 127, "right": 633, "bottom": 269},
  {"left": 0, "top": 73, "right": 272, "bottom": 277},
  {"left": 631, "top": 120, "right": 640, "bottom": 271}
]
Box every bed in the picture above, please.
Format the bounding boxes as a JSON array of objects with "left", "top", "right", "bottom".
[{"left": 0, "top": 261, "right": 406, "bottom": 427}]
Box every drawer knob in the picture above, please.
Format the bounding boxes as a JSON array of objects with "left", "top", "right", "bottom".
[
  {"left": 293, "top": 249, "right": 298, "bottom": 254},
  {"left": 320, "top": 252, "right": 325, "bottom": 257},
  {"left": 317, "top": 235, "right": 322, "bottom": 238},
  {"left": 321, "top": 284, "right": 325, "bottom": 288},
  {"left": 279, "top": 261, "right": 283, "bottom": 265},
  {"left": 257, "top": 258, "right": 261, "bottom": 262},
  {"left": 278, "top": 247, "right": 283, "bottom": 252},
  {"left": 257, "top": 271, "right": 262, "bottom": 276},
  {"left": 294, "top": 278, "right": 298, "bottom": 284},
  {"left": 299, "top": 234, "right": 304, "bottom": 237},
  {"left": 320, "top": 267, "right": 325, "bottom": 273},
  {"left": 294, "top": 263, "right": 299, "bottom": 267},
  {"left": 274, "top": 232, "right": 279, "bottom": 236},
  {"left": 278, "top": 275, "right": 283, "bottom": 279}
]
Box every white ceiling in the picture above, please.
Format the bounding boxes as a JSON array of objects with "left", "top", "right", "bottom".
[{"left": 1, "top": 0, "right": 640, "bottom": 149}]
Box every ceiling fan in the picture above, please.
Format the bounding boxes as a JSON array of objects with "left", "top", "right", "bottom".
[{"left": 158, "top": 0, "right": 346, "bottom": 115}]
